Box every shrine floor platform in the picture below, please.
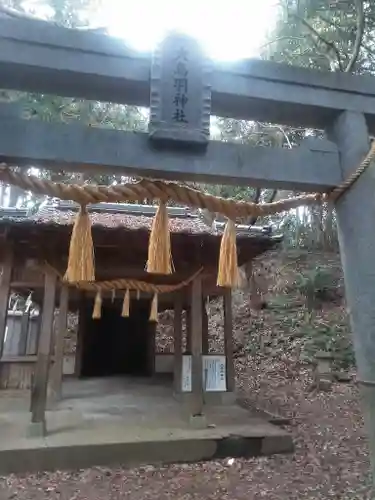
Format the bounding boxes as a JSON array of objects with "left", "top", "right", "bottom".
[{"left": 0, "top": 376, "right": 293, "bottom": 474}]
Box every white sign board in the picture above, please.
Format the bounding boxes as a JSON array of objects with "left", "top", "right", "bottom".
[
  {"left": 182, "top": 355, "right": 192, "bottom": 392},
  {"left": 203, "top": 355, "right": 227, "bottom": 392},
  {"left": 181, "top": 355, "right": 227, "bottom": 392},
  {"left": 63, "top": 355, "right": 75, "bottom": 375}
]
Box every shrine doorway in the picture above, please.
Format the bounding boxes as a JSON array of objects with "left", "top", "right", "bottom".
[{"left": 80, "top": 299, "right": 154, "bottom": 378}]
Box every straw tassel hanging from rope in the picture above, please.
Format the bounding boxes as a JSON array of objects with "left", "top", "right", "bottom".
[
  {"left": 92, "top": 290, "right": 102, "bottom": 319},
  {"left": 64, "top": 204, "right": 95, "bottom": 282},
  {"left": 146, "top": 201, "right": 173, "bottom": 275},
  {"left": 217, "top": 219, "right": 239, "bottom": 288},
  {"left": 121, "top": 289, "right": 130, "bottom": 318},
  {"left": 149, "top": 293, "right": 158, "bottom": 322}
]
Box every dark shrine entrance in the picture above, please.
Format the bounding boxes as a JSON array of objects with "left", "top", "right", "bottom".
[{"left": 80, "top": 298, "right": 154, "bottom": 378}]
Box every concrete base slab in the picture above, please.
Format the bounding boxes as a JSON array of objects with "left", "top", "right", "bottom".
[
  {"left": 174, "top": 391, "right": 236, "bottom": 406},
  {"left": 219, "top": 392, "right": 237, "bottom": 405},
  {"left": 27, "top": 420, "right": 46, "bottom": 438},
  {"left": 0, "top": 376, "right": 293, "bottom": 474},
  {"left": 189, "top": 414, "right": 207, "bottom": 429},
  {"left": 0, "top": 431, "right": 294, "bottom": 475}
]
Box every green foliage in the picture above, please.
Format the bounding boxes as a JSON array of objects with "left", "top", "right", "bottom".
[
  {"left": 4, "top": 0, "right": 101, "bottom": 28},
  {"left": 247, "top": 288, "right": 354, "bottom": 369},
  {"left": 295, "top": 266, "right": 336, "bottom": 313},
  {"left": 278, "top": 206, "right": 338, "bottom": 251},
  {"left": 263, "top": 0, "right": 375, "bottom": 75},
  {"left": 0, "top": 1, "right": 150, "bottom": 195},
  {"left": 202, "top": 184, "right": 257, "bottom": 202},
  {"left": 21, "top": 93, "right": 147, "bottom": 132},
  {"left": 302, "top": 316, "right": 354, "bottom": 369}
]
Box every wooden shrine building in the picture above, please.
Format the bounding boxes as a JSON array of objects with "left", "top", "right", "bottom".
[{"left": 0, "top": 201, "right": 281, "bottom": 427}]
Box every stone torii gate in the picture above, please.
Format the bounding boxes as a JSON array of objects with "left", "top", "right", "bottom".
[{"left": 0, "top": 16, "right": 374, "bottom": 479}]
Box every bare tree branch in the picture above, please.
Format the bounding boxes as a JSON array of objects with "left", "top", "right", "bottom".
[
  {"left": 268, "top": 124, "right": 293, "bottom": 149},
  {"left": 291, "top": 13, "right": 344, "bottom": 71},
  {"left": 317, "top": 11, "right": 375, "bottom": 61},
  {"left": 345, "top": 0, "right": 365, "bottom": 72},
  {"left": 305, "top": 4, "right": 365, "bottom": 73},
  {"left": 260, "top": 36, "right": 305, "bottom": 50},
  {"left": 316, "top": 13, "right": 348, "bottom": 32},
  {"left": 268, "top": 190, "right": 277, "bottom": 203},
  {"left": 252, "top": 188, "right": 262, "bottom": 204},
  {"left": 248, "top": 188, "right": 262, "bottom": 225}
]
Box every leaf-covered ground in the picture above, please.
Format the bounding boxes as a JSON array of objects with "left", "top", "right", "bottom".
[{"left": 0, "top": 251, "right": 373, "bottom": 499}]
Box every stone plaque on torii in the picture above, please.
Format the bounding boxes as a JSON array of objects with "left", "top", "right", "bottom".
[
  {"left": 149, "top": 32, "right": 211, "bottom": 148},
  {"left": 0, "top": 16, "right": 374, "bottom": 482}
]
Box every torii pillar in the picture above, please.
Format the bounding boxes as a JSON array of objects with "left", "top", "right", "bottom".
[{"left": 328, "top": 111, "right": 375, "bottom": 482}]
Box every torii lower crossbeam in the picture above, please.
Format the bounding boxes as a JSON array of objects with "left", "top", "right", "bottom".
[{"left": 0, "top": 116, "right": 341, "bottom": 191}]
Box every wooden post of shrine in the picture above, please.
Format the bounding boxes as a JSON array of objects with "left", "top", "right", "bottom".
[
  {"left": 327, "top": 110, "right": 375, "bottom": 482},
  {"left": 186, "top": 307, "right": 192, "bottom": 353},
  {"left": 29, "top": 270, "right": 57, "bottom": 436},
  {"left": 202, "top": 299, "right": 209, "bottom": 355},
  {"left": 0, "top": 244, "right": 13, "bottom": 359},
  {"left": 173, "top": 292, "right": 183, "bottom": 393},
  {"left": 17, "top": 310, "right": 30, "bottom": 356},
  {"left": 74, "top": 292, "right": 86, "bottom": 377},
  {"left": 49, "top": 285, "right": 69, "bottom": 401},
  {"left": 189, "top": 275, "right": 205, "bottom": 423},
  {"left": 223, "top": 289, "right": 235, "bottom": 393}
]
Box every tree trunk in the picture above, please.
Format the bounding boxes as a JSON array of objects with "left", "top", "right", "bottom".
[{"left": 8, "top": 185, "right": 23, "bottom": 207}]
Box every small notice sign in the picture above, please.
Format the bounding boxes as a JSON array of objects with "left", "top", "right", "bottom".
[
  {"left": 203, "top": 355, "right": 226, "bottom": 392},
  {"left": 182, "top": 355, "right": 192, "bottom": 392},
  {"left": 181, "top": 355, "right": 227, "bottom": 392}
]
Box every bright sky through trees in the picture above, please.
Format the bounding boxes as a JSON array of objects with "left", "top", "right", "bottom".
[{"left": 93, "top": 0, "right": 279, "bottom": 60}]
